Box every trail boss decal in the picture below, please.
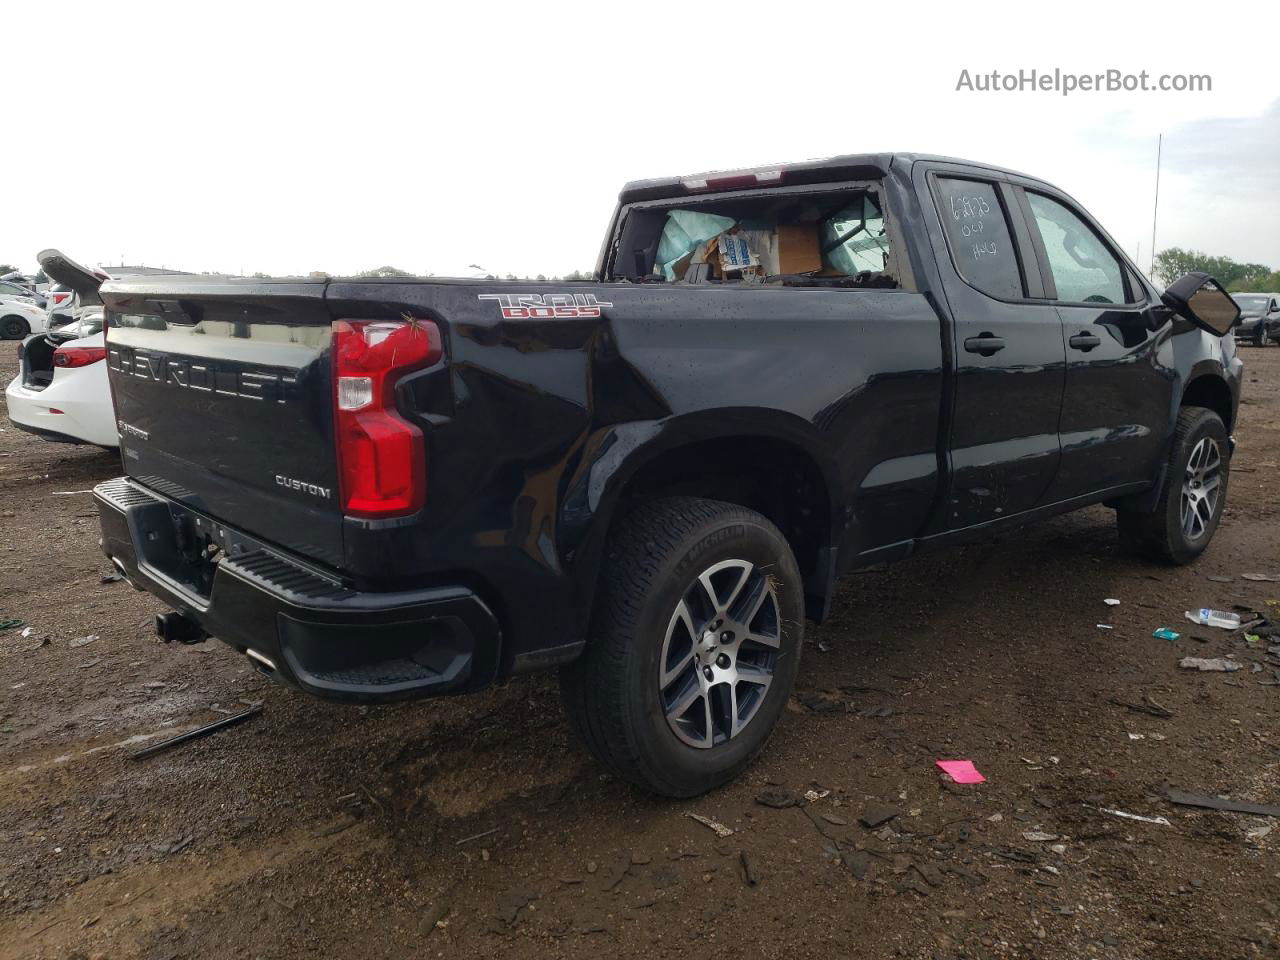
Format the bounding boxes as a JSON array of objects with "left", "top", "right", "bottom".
[{"left": 477, "top": 293, "right": 613, "bottom": 319}]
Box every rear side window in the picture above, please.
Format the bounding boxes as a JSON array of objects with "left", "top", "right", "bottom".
[
  {"left": 935, "top": 178, "right": 1024, "bottom": 300},
  {"left": 1026, "top": 192, "right": 1126, "bottom": 304}
]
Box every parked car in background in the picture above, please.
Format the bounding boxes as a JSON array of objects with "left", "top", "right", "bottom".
[
  {"left": 6, "top": 311, "right": 113, "bottom": 446},
  {"left": 1233, "top": 293, "right": 1280, "bottom": 346},
  {"left": 7, "top": 251, "right": 113, "bottom": 445},
  {"left": 88, "top": 153, "right": 1241, "bottom": 797},
  {"left": 0, "top": 298, "right": 47, "bottom": 340},
  {"left": 44, "top": 282, "right": 79, "bottom": 329},
  {"left": 0, "top": 278, "right": 45, "bottom": 309},
  {"left": 6, "top": 251, "right": 192, "bottom": 447}
]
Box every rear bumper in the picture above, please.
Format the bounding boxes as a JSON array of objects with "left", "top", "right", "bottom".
[{"left": 94, "top": 477, "right": 502, "bottom": 703}]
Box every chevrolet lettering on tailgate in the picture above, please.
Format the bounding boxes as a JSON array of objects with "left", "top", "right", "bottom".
[{"left": 107, "top": 347, "right": 298, "bottom": 403}]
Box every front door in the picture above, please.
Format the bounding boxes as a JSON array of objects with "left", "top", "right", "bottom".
[{"left": 1016, "top": 187, "right": 1170, "bottom": 502}]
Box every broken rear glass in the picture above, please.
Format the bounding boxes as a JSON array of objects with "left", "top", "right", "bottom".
[{"left": 614, "top": 186, "right": 898, "bottom": 288}]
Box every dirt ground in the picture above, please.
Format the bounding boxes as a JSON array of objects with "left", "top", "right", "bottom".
[{"left": 2, "top": 344, "right": 1279, "bottom": 960}]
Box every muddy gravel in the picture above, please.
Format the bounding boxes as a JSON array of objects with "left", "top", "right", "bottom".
[{"left": 2, "top": 345, "right": 1279, "bottom": 959}]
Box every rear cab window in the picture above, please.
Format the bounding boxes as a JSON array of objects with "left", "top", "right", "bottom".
[{"left": 608, "top": 182, "right": 908, "bottom": 290}]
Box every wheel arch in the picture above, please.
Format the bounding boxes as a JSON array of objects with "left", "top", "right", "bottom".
[
  {"left": 563, "top": 411, "right": 842, "bottom": 631},
  {"left": 1180, "top": 369, "right": 1235, "bottom": 434}
]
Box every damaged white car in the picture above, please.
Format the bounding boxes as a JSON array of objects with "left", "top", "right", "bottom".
[{"left": 5, "top": 251, "right": 116, "bottom": 447}]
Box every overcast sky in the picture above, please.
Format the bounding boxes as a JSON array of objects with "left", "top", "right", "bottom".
[{"left": 4, "top": 0, "right": 1277, "bottom": 279}]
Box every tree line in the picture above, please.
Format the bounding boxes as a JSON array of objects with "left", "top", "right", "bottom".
[{"left": 1153, "top": 249, "right": 1277, "bottom": 293}]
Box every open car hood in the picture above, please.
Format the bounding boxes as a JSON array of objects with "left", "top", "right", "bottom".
[{"left": 36, "top": 249, "right": 111, "bottom": 300}]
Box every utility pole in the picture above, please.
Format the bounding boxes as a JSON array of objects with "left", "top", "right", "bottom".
[{"left": 1149, "top": 134, "right": 1162, "bottom": 278}]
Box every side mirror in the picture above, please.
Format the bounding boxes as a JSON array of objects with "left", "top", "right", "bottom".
[{"left": 1160, "top": 272, "right": 1239, "bottom": 337}]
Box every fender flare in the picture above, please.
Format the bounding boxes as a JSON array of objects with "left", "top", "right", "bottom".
[{"left": 558, "top": 409, "right": 844, "bottom": 633}]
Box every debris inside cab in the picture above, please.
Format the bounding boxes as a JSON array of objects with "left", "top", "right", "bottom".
[{"left": 620, "top": 184, "right": 898, "bottom": 288}]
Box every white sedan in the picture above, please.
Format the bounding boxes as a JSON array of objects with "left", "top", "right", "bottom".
[
  {"left": 6, "top": 316, "right": 116, "bottom": 447},
  {"left": 1, "top": 299, "right": 47, "bottom": 341}
]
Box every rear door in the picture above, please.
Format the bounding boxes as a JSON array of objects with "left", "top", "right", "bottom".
[
  {"left": 1014, "top": 185, "right": 1170, "bottom": 501},
  {"left": 916, "top": 163, "right": 1067, "bottom": 529}
]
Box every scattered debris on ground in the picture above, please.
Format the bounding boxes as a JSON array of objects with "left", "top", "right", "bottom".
[
  {"left": 1165, "top": 790, "right": 1280, "bottom": 818},
  {"left": 1178, "top": 657, "right": 1242, "bottom": 672},
  {"left": 935, "top": 760, "right": 986, "bottom": 784},
  {"left": 685, "top": 813, "right": 734, "bottom": 838},
  {"left": 129, "top": 704, "right": 264, "bottom": 760}
]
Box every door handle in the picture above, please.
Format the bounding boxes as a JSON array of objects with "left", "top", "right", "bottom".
[
  {"left": 1069, "top": 331, "right": 1101, "bottom": 352},
  {"left": 963, "top": 333, "right": 1006, "bottom": 357}
]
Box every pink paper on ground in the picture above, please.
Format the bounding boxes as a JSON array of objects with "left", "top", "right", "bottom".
[{"left": 936, "top": 760, "right": 986, "bottom": 784}]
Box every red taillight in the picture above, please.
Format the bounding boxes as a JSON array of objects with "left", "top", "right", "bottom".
[
  {"left": 51, "top": 292, "right": 71, "bottom": 306},
  {"left": 53, "top": 345, "right": 107, "bottom": 368},
  {"left": 332, "top": 318, "right": 441, "bottom": 518}
]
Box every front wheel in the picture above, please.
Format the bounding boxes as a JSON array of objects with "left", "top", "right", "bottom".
[
  {"left": 1, "top": 315, "right": 30, "bottom": 340},
  {"left": 560, "top": 497, "right": 804, "bottom": 797},
  {"left": 1117, "top": 406, "right": 1229, "bottom": 564}
]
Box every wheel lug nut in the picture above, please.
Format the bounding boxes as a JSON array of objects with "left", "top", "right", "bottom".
[
  {"left": 703, "top": 666, "right": 714, "bottom": 680},
  {"left": 716, "top": 653, "right": 731, "bottom": 668},
  {"left": 720, "top": 631, "right": 733, "bottom": 642}
]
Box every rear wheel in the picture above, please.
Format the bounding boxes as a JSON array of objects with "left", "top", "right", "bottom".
[
  {"left": 1117, "top": 406, "right": 1229, "bottom": 564},
  {"left": 1, "top": 315, "right": 29, "bottom": 340},
  {"left": 560, "top": 497, "right": 804, "bottom": 797}
]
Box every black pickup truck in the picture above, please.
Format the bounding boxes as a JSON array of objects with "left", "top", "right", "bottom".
[{"left": 73, "top": 153, "right": 1242, "bottom": 797}]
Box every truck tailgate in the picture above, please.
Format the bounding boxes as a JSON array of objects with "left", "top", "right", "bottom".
[{"left": 101, "top": 280, "right": 344, "bottom": 568}]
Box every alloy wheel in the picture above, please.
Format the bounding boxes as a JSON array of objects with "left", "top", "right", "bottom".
[
  {"left": 657, "top": 559, "right": 781, "bottom": 749},
  {"left": 1180, "top": 436, "right": 1222, "bottom": 542}
]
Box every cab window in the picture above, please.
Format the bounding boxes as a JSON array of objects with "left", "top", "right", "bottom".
[
  {"left": 934, "top": 177, "right": 1025, "bottom": 301},
  {"left": 1026, "top": 192, "right": 1127, "bottom": 305}
]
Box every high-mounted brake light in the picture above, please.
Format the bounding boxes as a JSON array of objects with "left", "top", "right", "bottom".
[
  {"left": 681, "top": 169, "right": 784, "bottom": 193},
  {"left": 53, "top": 345, "right": 107, "bottom": 368},
  {"left": 332, "top": 318, "right": 442, "bottom": 518}
]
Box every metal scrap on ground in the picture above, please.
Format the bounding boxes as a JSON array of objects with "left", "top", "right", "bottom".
[
  {"left": 129, "top": 705, "right": 263, "bottom": 760},
  {"left": 685, "top": 813, "right": 734, "bottom": 837},
  {"left": 1094, "top": 807, "right": 1172, "bottom": 826},
  {"left": 1165, "top": 790, "right": 1280, "bottom": 818}
]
